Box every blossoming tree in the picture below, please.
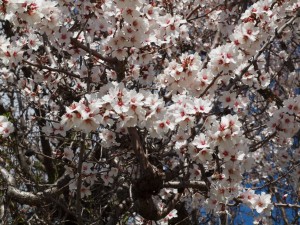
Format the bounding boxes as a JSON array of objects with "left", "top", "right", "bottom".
[{"left": 0, "top": 0, "right": 299, "bottom": 224}]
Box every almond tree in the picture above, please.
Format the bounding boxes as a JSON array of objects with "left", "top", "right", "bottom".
[{"left": 0, "top": 0, "right": 299, "bottom": 224}]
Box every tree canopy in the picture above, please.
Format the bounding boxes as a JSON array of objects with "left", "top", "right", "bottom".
[{"left": 0, "top": 0, "right": 299, "bottom": 224}]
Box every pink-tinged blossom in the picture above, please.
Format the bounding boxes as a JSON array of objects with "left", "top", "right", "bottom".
[
  {"left": 24, "top": 33, "right": 42, "bottom": 52},
  {"left": 208, "top": 114, "right": 243, "bottom": 148},
  {"left": 157, "top": 209, "right": 178, "bottom": 225},
  {"left": 106, "top": 69, "right": 118, "bottom": 81},
  {"left": 172, "top": 130, "right": 189, "bottom": 148},
  {"left": 64, "top": 166, "right": 75, "bottom": 179},
  {"left": 62, "top": 148, "right": 74, "bottom": 161},
  {"left": 0, "top": 44, "right": 24, "bottom": 67},
  {"left": 197, "top": 69, "right": 213, "bottom": 89},
  {"left": 192, "top": 133, "right": 210, "bottom": 149},
  {"left": 143, "top": 5, "right": 159, "bottom": 20},
  {"left": 112, "top": 48, "right": 128, "bottom": 60},
  {"left": 267, "top": 110, "right": 298, "bottom": 138},
  {"left": 174, "top": 105, "right": 195, "bottom": 127},
  {"left": 82, "top": 162, "right": 93, "bottom": 176},
  {"left": 60, "top": 101, "right": 102, "bottom": 133},
  {"left": 52, "top": 123, "right": 67, "bottom": 136},
  {"left": 0, "top": 116, "right": 14, "bottom": 138},
  {"left": 99, "top": 129, "right": 120, "bottom": 148},
  {"left": 283, "top": 97, "right": 300, "bottom": 115},
  {"left": 85, "top": 172, "right": 97, "bottom": 185},
  {"left": 121, "top": 7, "right": 139, "bottom": 22},
  {"left": 219, "top": 143, "right": 246, "bottom": 163},
  {"left": 56, "top": 26, "right": 71, "bottom": 43},
  {"left": 196, "top": 148, "right": 213, "bottom": 163},
  {"left": 239, "top": 189, "right": 256, "bottom": 206},
  {"left": 236, "top": 64, "right": 258, "bottom": 86},
  {"left": 253, "top": 193, "right": 272, "bottom": 213},
  {"left": 205, "top": 196, "right": 221, "bottom": 211},
  {"left": 151, "top": 118, "right": 175, "bottom": 138},
  {"left": 189, "top": 164, "right": 202, "bottom": 180},
  {"left": 79, "top": 184, "right": 92, "bottom": 198},
  {"left": 189, "top": 144, "right": 213, "bottom": 163},
  {"left": 115, "top": 0, "right": 143, "bottom": 9},
  {"left": 144, "top": 93, "right": 165, "bottom": 119},
  {"left": 231, "top": 22, "right": 260, "bottom": 46},
  {"left": 257, "top": 72, "right": 270, "bottom": 89},
  {"left": 108, "top": 167, "right": 118, "bottom": 177},
  {"left": 223, "top": 162, "right": 243, "bottom": 182},
  {"left": 208, "top": 43, "right": 238, "bottom": 73},
  {"left": 219, "top": 91, "right": 237, "bottom": 109},
  {"left": 193, "top": 98, "right": 212, "bottom": 114},
  {"left": 127, "top": 90, "right": 146, "bottom": 118},
  {"left": 101, "top": 173, "right": 114, "bottom": 186}
]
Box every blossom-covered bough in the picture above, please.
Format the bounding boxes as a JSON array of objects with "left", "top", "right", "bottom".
[{"left": 0, "top": 0, "right": 299, "bottom": 224}]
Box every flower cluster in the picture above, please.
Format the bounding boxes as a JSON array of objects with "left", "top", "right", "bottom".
[
  {"left": 0, "top": 116, "right": 14, "bottom": 138},
  {"left": 61, "top": 82, "right": 213, "bottom": 139},
  {"left": 267, "top": 96, "right": 300, "bottom": 138},
  {"left": 239, "top": 190, "right": 273, "bottom": 214},
  {"left": 0, "top": 0, "right": 299, "bottom": 224},
  {"left": 67, "top": 161, "right": 97, "bottom": 198},
  {"left": 158, "top": 53, "right": 213, "bottom": 95}
]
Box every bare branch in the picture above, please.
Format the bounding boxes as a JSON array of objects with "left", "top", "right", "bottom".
[
  {"left": 274, "top": 203, "right": 300, "bottom": 209},
  {"left": 23, "top": 60, "right": 81, "bottom": 79},
  {"left": 0, "top": 165, "right": 71, "bottom": 206},
  {"left": 70, "top": 38, "right": 117, "bottom": 64},
  {"left": 164, "top": 181, "right": 208, "bottom": 192}
]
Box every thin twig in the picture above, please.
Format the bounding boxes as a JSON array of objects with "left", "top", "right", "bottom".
[
  {"left": 75, "top": 133, "right": 86, "bottom": 225},
  {"left": 253, "top": 162, "right": 300, "bottom": 190},
  {"left": 23, "top": 60, "right": 81, "bottom": 79}
]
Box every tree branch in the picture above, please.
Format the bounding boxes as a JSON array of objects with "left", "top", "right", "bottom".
[
  {"left": 127, "top": 127, "right": 149, "bottom": 170},
  {"left": 164, "top": 181, "right": 208, "bottom": 192},
  {"left": 23, "top": 60, "right": 81, "bottom": 79},
  {"left": 159, "top": 192, "right": 183, "bottom": 219},
  {"left": 70, "top": 38, "right": 117, "bottom": 64},
  {"left": 249, "top": 132, "right": 277, "bottom": 152},
  {"left": 274, "top": 203, "right": 300, "bottom": 209},
  {"left": 0, "top": 165, "right": 71, "bottom": 206},
  {"left": 70, "top": 38, "right": 126, "bottom": 82}
]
